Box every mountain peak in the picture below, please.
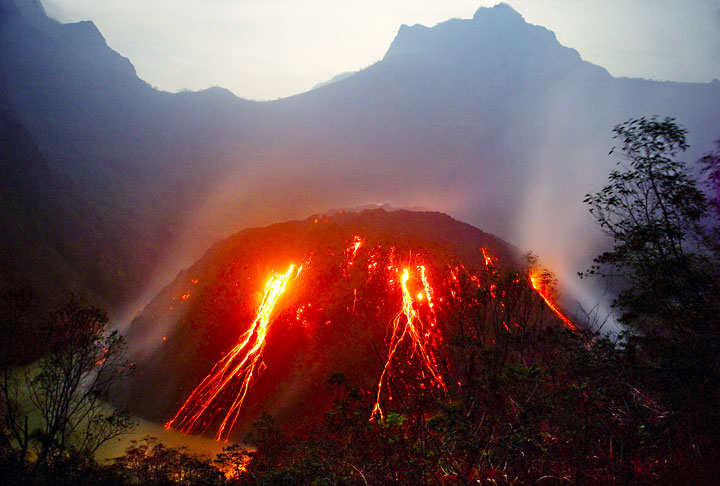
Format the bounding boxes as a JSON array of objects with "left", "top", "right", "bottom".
[
  {"left": 380, "top": 2, "right": 613, "bottom": 82},
  {"left": 473, "top": 3, "right": 525, "bottom": 23},
  {"left": 384, "top": 3, "right": 567, "bottom": 66}
]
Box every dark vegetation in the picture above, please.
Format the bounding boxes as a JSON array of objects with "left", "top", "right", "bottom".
[{"left": 0, "top": 293, "right": 135, "bottom": 485}]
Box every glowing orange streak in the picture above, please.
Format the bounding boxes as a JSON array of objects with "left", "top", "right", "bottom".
[
  {"left": 371, "top": 311, "right": 410, "bottom": 420},
  {"left": 419, "top": 265, "right": 434, "bottom": 314},
  {"left": 345, "top": 236, "right": 363, "bottom": 269},
  {"left": 481, "top": 247, "right": 494, "bottom": 268},
  {"left": 401, "top": 269, "right": 445, "bottom": 388},
  {"left": 529, "top": 274, "right": 576, "bottom": 331},
  {"left": 165, "top": 265, "right": 298, "bottom": 440},
  {"left": 351, "top": 235, "right": 362, "bottom": 257},
  {"left": 371, "top": 268, "right": 446, "bottom": 420}
]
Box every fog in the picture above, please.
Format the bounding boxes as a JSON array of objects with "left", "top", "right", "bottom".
[{"left": 96, "top": 414, "right": 229, "bottom": 462}]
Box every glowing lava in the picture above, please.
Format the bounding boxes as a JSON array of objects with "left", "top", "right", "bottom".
[
  {"left": 351, "top": 235, "right": 362, "bottom": 258},
  {"left": 166, "top": 239, "right": 574, "bottom": 436},
  {"left": 419, "top": 265, "right": 435, "bottom": 316},
  {"left": 166, "top": 264, "right": 300, "bottom": 440},
  {"left": 371, "top": 267, "right": 446, "bottom": 420},
  {"left": 345, "top": 235, "right": 363, "bottom": 266},
  {"left": 481, "top": 247, "right": 494, "bottom": 268},
  {"left": 529, "top": 274, "right": 576, "bottom": 331}
]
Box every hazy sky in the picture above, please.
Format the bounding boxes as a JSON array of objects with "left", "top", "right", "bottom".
[{"left": 42, "top": 0, "right": 720, "bottom": 100}]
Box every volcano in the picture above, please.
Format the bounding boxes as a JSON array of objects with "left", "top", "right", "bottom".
[{"left": 119, "top": 209, "right": 576, "bottom": 440}]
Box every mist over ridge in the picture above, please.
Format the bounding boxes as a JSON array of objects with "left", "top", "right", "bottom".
[{"left": 1, "top": 0, "right": 719, "bottom": 322}]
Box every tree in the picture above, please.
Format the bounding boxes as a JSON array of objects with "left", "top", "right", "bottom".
[
  {"left": 0, "top": 296, "right": 135, "bottom": 483},
  {"left": 584, "top": 118, "right": 720, "bottom": 477},
  {"left": 583, "top": 117, "right": 719, "bottom": 335},
  {"left": 115, "top": 436, "right": 223, "bottom": 485},
  {"left": 214, "top": 442, "right": 251, "bottom": 483},
  {"left": 700, "top": 139, "right": 720, "bottom": 215}
]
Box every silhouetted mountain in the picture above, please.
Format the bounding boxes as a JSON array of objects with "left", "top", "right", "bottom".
[
  {"left": 0, "top": 73, "right": 169, "bottom": 307},
  {"left": 0, "top": 73, "right": 58, "bottom": 295},
  {"left": 1, "top": 0, "right": 719, "bottom": 312},
  {"left": 118, "top": 209, "right": 537, "bottom": 438}
]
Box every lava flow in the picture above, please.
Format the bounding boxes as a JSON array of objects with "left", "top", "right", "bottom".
[
  {"left": 165, "top": 235, "right": 574, "bottom": 437},
  {"left": 371, "top": 266, "right": 446, "bottom": 420},
  {"left": 529, "top": 273, "right": 576, "bottom": 331},
  {"left": 166, "top": 264, "right": 300, "bottom": 440}
]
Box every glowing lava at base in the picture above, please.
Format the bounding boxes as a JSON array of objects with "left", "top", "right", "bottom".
[
  {"left": 529, "top": 274, "right": 576, "bottom": 331},
  {"left": 166, "top": 264, "right": 300, "bottom": 441},
  {"left": 371, "top": 267, "right": 446, "bottom": 420}
]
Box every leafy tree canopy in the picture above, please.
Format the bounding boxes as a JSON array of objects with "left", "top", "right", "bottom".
[{"left": 584, "top": 117, "right": 719, "bottom": 337}]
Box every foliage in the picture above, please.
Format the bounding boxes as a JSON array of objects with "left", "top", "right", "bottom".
[
  {"left": 700, "top": 138, "right": 720, "bottom": 214},
  {"left": 584, "top": 117, "right": 720, "bottom": 478},
  {"left": 115, "top": 436, "right": 223, "bottom": 485},
  {"left": 101, "top": 326, "right": 700, "bottom": 484},
  {"left": 583, "top": 117, "right": 717, "bottom": 331},
  {"left": 0, "top": 295, "right": 135, "bottom": 485}
]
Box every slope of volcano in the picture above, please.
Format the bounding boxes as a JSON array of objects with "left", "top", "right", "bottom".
[{"left": 119, "top": 209, "right": 575, "bottom": 440}]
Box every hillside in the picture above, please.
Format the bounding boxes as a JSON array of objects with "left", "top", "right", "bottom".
[{"left": 117, "top": 209, "right": 579, "bottom": 440}]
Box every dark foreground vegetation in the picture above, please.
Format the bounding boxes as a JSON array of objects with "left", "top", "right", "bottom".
[{"left": 2, "top": 118, "right": 719, "bottom": 484}]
